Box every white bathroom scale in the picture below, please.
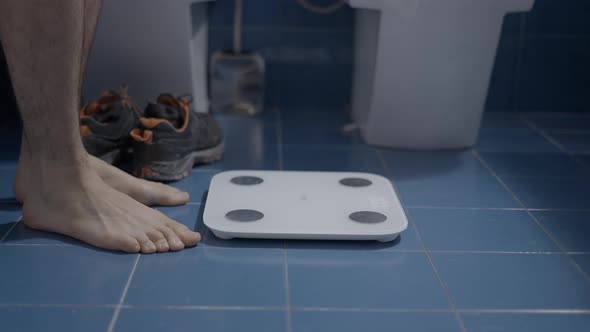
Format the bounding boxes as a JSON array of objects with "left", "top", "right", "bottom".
[{"left": 203, "top": 170, "right": 408, "bottom": 242}]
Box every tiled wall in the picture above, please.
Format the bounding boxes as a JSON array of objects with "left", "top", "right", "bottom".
[
  {"left": 208, "top": 0, "right": 590, "bottom": 113},
  {"left": 1, "top": 0, "right": 589, "bottom": 117},
  {"left": 206, "top": 0, "right": 354, "bottom": 109},
  {"left": 487, "top": 0, "right": 590, "bottom": 112}
]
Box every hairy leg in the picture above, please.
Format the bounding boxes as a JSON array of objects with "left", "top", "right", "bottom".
[
  {"left": 14, "top": 0, "right": 189, "bottom": 207},
  {"left": 1, "top": 0, "right": 200, "bottom": 253}
]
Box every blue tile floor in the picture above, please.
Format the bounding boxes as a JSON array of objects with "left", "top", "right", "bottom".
[{"left": 1, "top": 110, "right": 590, "bottom": 332}]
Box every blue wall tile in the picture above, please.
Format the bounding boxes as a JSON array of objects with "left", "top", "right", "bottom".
[
  {"left": 207, "top": 1, "right": 353, "bottom": 109},
  {"left": 517, "top": 36, "right": 590, "bottom": 112},
  {"left": 485, "top": 35, "right": 519, "bottom": 112},
  {"left": 280, "top": 0, "right": 353, "bottom": 29},
  {"left": 209, "top": 0, "right": 285, "bottom": 28},
  {"left": 526, "top": 0, "right": 590, "bottom": 35},
  {"left": 1, "top": 0, "right": 588, "bottom": 114},
  {"left": 485, "top": 14, "right": 522, "bottom": 112},
  {"left": 205, "top": 0, "right": 590, "bottom": 111}
]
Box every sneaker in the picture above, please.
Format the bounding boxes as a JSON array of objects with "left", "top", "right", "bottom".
[
  {"left": 79, "top": 85, "right": 141, "bottom": 164},
  {"left": 131, "top": 94, "right": 224, "bottom": 181}
]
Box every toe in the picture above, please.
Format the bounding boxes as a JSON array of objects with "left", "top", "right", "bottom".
[
  {"left": 146, "top": 229, "right": 172, "bottom": 253},
  {"left": 154, "top": 238, "right": 170, "bottom": 252},
  {"left": 138, "top": 237, "right": 157, "bottom": 254},
  {"left": 118, "top": 236, "right": 141, "bottom": 253},
  {"left": 102, "top": 233, "right": 141, "bottom": 253},
  {"left": 135, "top": 180, "right": 189, "bottom": 206},
  {"left": 160, "top": 226, "right": 185, "bottom": 251},
  {"left": 169, "top": 222, "right": 201, "bottom": 247}
]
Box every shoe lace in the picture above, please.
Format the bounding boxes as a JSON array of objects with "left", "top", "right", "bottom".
[{"left": 110, "top": 83, "right": 141, "bottom": 116}]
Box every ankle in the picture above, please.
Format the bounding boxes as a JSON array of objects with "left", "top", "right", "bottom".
[{"left": 30, "top": 155, "right": 97, "bottom": 192}]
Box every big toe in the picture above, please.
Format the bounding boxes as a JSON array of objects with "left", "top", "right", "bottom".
[
  {"left": 109, "top": 234, "right": 141, "bottom": 253},
  {"left": 134, "top": 180, "right": 189, "bottom": 206}
]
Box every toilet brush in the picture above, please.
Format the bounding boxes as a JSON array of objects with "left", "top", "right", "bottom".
[{"left": 209, "top": 0, "right": 265, "bottom": 115}]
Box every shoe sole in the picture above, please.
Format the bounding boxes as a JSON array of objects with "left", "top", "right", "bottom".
[{"left": 133, "top": 142, "right": 225, "bottom": 182}]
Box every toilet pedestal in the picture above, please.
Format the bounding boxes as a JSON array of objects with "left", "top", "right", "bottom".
[{"left": 348, "top": 0, "right": 535, "bottom": 149}]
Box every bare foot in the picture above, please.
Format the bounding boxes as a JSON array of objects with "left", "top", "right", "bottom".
[
  {"left": 23, "top": 162, "right": 200, "bottom": 253},
  {"left": 15, "top": 147, "right": 189, "bottom": 206}
]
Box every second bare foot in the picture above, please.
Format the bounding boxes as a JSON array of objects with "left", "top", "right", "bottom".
[{"left": 15, "top": 147, "right": 189, "bottom": 206}]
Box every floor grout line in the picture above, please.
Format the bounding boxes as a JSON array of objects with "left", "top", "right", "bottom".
[
  {"left": 3, "top": 239, "right": 582, "bottom": 254},
  {"left": 0, "top": 303, "right": 119, "bottom": 309},
  {"left": 473, "top": 150, "right": 590, "bottom": 285},
  {"left": 426, "top": 250, "right": 563, "bottom": 255},
  {"left": 405, "top": 209, "right": 469, "bottom": 332},
  {"left": 522, "top": 117, "right": 590, "bottom": 171},
  {"left": 1, "top": 302, "right": 589, "bottom": 314},
  {"left": 406, "top": 206, "right": 527, "bottom": 211},
  {"left": 458, "top": 309, "right": 590, "bottom": 314},
  {"left": 0, "top": 215, "right": 22, "bottom": 242},
  {"left": 406, "top": 206, "right": 590, "bottom": 212},
  {"left": 375, "top": 150, "right": 468, "bottom": 332},
  {"left": 1, "top": 241, "right": 582, "bottom": 254},
  {"left": 0, "top": 243, "right": 75, "bottom": 247},
  {"left": 277, "top": 105, "right": 288, "bottom": 332},
  {"left": 291, "top": 307, "right": 590, "bottom": 314},
  {"left": 119, "top": 305, "right": 287, "bottom": 311},
  {"left": 106, "top": 254, "right": 141, "bottom": 332},
  {"left": 283, "top": 248, "right": 293, "bottom": 332}
]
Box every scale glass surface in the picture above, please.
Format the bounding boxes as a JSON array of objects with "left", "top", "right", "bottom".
[{"left": 203, "top": 170, "right": 408, "bottom": 242}]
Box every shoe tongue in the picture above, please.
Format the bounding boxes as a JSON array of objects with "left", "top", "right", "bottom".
[{"left": 144, "top": 102, "right": 185, "bottom": 129}]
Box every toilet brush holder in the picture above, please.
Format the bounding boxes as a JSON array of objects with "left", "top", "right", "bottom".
[
  {"left": 209, "top": 0, "right": 265, "bottom": 115},
  {"left": 209, "top": 51, "right": 265, "bottom": 115}
]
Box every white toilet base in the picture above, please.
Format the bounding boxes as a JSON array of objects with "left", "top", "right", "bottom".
[{"left": 348, "top": 0, "right": 535, "bottom": 149}]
